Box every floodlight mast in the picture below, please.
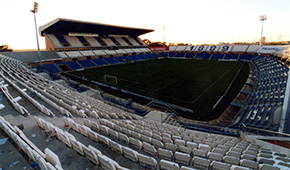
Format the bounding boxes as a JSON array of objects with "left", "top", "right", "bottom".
[
  {"left": 259, "top": 15, "right": 267, "bottom": 48},
  {"left": 31, "top": 2, "right": 42, "bottom": 67},
  {"left": 162, "top": 25, "right": 166, "bottom": 53}
]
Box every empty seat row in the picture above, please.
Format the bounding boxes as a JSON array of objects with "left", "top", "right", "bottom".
[
  {"left": 0, "top": 116, "right": 63, "bottom": 170},
  {"left": 64, "top": 117, "right": 158, "bottom": 169},
  {"left": 35, "top": 116, "right": 130, "bottom": 170}
]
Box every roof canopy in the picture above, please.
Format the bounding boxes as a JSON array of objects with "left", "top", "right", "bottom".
[{"left": 39, "top": 18, "right": 154, "bottom": 37}]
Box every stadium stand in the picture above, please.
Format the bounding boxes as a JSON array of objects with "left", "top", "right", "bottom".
[
  {"left": 3, "top": 51, "right": 60, "bottom": 63},
  {"left": 92, "top": 58, "right": 108, "bottom": 66},
  {"left": 57, "top": 61, "right": 83, "bottom": 70},
  {"left": 42, "top": 63, "right": 61, "bottom": 73},
  {"left": 78, "top": 59, "right": 97, "bottom": 68},
  {"left": 76, "top": 36, "right": 91, "bottom": 46},
  {"left": 1, "top": 17, "right": 290, "bottom": 169},
  {"left": 63, "top": 35, "right": 84, "bottom": 47},
  {"left": 231, "top": 56, "right": 289, "bottom": 131},
  {"left": 1, "top": 53, "right": 290, "bottom": 169},
  {"left": 103, "top": 57, "right": 119, "bottom": 64},
  {"left": 195, "top": 53, "right": 212, "bottom": 59}
]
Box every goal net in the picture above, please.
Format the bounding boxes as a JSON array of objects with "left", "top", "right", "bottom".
[{"left": 103, "top": 74, "right": 118, "bottom": 85}]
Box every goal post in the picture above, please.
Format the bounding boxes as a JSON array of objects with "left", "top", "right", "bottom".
[{"left": 103, "top": 74, "right": 118, "bottom": 85}]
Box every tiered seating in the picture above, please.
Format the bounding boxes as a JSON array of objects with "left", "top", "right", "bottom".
[
  {"left": 133, "top": 37, "right": 146, "bottom": 46},
  {"left": 233, "top": 56, "right": 289, "bottom": 130},
  {"left": 239, "top": 55, "right": 256, "bottom": 61},
  {"left": 76, "top": 36, "right": 90, "bottom": 46},
  {"left": 55, "top": 34, "right": 70, "bottom": 47},
  {"left": 127, "top": 55, "right": 142, "bottom": 61},
  {"left": 63, "top": 35, "right": 84, "bottom": 47},
  {"left": 34, "top": 116, "right": 129, "bottom": 170},
  {"left": 195, "top": 53, "right": 211, "bottom": 59},
  {"left": 0, "top": 80, "right": 29, "bottom": 115},
  {"left": 79, "top": 50, "right": 95, "bottom": 56},
  {"left": 185, "top": 53, "right": 196, "bottom": 58},
  {"left": 47, "top": 34, "right": 63, "bottom": 48},
  {"left": 110, "top": 37, "right": 121, "bottom": 46},
  {"left": 101, "top": 37, "right": 116, "bottom": 46},
  {"left": 121, "top": 37, "right": 133, "bottom": 46},
  {"left": 0, "top": 54, "right": 290, "bottom": 170},
  {"left": 42, "top": 64, "right": 61, "bottom": 73},
  {"left": 92, "top": 58, "right": 108, "bottom": 66},
  {"left": 103, "top": 57, "right": 119, "bottom": 64},
  {"left": 83, "top": 117, "right": 290, "bottom": 170},
  {"left": 57, "top": 61, "right": 83, "bottom": 70},
  {"left": 1, "top": 73, "right": 54, "bottom": 116},
  {"left": 65, "top": 51, "right": 82, "bottom": 58},
  {"left": 77, "top": 60, "right": 96, "bottom": 68},
  {"left": 84, "top": 37, "right": 102, "bottom": 47},
  {"left": 224, "top": 54, "right": 238, "bottom": 60},
  {"left": 175, "top": 53, "right": 186, "bottom": 58},
  {"left": 0, "top": 116, "right": 63, "bottom": 170},
  {"left": 211, "top": 53, "right": 225, "bottom": 60},
  {"left": 95, "top": 37, "right": 107, "bottom": 46}
]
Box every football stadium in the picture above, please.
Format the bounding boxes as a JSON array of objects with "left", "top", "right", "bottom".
[{"left": 1, "top": 2, "right": 290, "bottom": 170}]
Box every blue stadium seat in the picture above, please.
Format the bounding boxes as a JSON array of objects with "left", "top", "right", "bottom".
[
  {"left": 224, "top": 54, "right": 238, "bottom": 60},
  {"left": 195, "top": 53, "right": 211, "bottom": 59},
  {"left": 127, "top": 55, "right": 142, "bottom": 61},
  {"left": 211, "top": 54, "right": 224, "bottom": 60},
  {"left": 185, "top": 53, "right": 196, "bottom": 58},
  {"left": 158, "top": 53, "right": 168, "bottom": 57},
  {"left": 58, "top": 61, "right": 83, "bottom": 70},
  {"left": 103, "top": 57, "right": 119, "bottom": 64},
  {"left": 175, "top": 53, "right": 186, "bottom": 57},
  {"left": 232, "top": 55, "right": 289, "bottom": 131},
  {"left": 239, "top": 55, "right": 256, "bottom": 61},
  {"left": 114, "top": 56, "right": 127, "bottom": 63},
  {"left": 137, "top": 55, "right": 147, "bottom": 60},
  {"left": 168, "top": 53, "right": 177, "bottom": 57},
  {"left": 78, "top": 60, "right": 97, "bottom": 68},
  {"left": 92, "top": 58, "right": 108, "bottom": 66},
  {"left": 42, "top": 64, "right": 61, "bottom": 73}
]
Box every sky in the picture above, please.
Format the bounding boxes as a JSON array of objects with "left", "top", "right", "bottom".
[{"left": 0, "top": 0, "right": 290, "bottom": 50}]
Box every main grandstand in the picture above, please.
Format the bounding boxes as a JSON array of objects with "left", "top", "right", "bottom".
[{"left": 0, "top": 18, "right": 290, "bottom": 170}]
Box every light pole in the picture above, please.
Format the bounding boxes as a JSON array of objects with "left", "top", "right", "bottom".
[
  {"left": 162, "top": 25, "right": 166, "bottom": 53},
  {"left": 259, "top": 15, "right": 267, "bottom": 48},
  {"left": 31, "top": 2, "right": 42, "bottom": 67}
]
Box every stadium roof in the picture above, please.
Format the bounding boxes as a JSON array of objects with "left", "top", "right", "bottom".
[{"left": 39, "top": 18, "right": 154, "bottom": 37}]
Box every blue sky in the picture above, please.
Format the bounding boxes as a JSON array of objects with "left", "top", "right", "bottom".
[{"left": 0, "top": 0, "right": 290, "bottom": 50}]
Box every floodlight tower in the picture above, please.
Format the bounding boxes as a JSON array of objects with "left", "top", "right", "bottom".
[
  {"left": 259, "top": 15, "right": 267, "bottom": 48},
  {"left": 162, "top": 25, "right": 166, "bottom": 53},
  {"left": 31, "top": 2, "right": 42, "bottom": 67}
]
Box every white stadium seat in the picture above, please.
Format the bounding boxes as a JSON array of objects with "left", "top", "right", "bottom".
[
  {"left": 138, "top": 154, "right": 157, "bottom": 169},
  {"left": 192, "top": 156, "right": 211, "bottom": 170},
  {"left": 159, "top": 159, "right": 179, "bottom": 170},
  {"left": 71, "top": 140, "right": 85, "bottom": 156},
  {"left": 158, "top": 148, "right": 173, "bottom": 160},
  {"left": 143, "top": 142, "right": 157, "bottom": 156},
  {"left": 122, "top": 147, "right": 138, "bottom": 162},
  {"left": 129, "top": 137, "right": 143, "bottom": 150},
  {"left": 44, "top": 148, "right": 62, "bottom": 169},
  {"left": 82, "top": 146, "right": 99, "bottom": 165},
  {"left": 210, "top": 161, "right": 231, "bottom": 170},
  {"left": 175, "top": 151, "right": 191, "bottom": 165},
  {"left": 109, "top": 140, "right": 123, "bottom": 154}
]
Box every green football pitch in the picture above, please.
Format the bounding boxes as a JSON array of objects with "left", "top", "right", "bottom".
[{"left": 70, "top": 58, "right": 249, "bottom": 120}]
